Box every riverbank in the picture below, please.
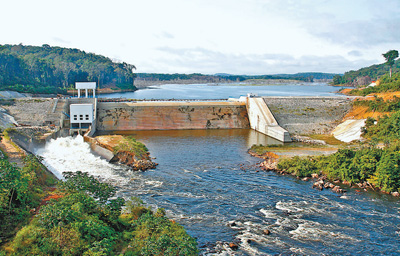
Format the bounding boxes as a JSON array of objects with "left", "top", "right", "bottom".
[{"left": 249, "top": 141, "right": 400, "bottom": 197}]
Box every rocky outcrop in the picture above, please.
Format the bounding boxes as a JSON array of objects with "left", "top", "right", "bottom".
[
  {"left": 110, "top": 151, "right": 158, "bottom": 171},
  {"left": 91, "top": 135, "right": 158, "bottom": 172},
  {"left": 248, "top": 150, "right": 279, "bottom": 170},
  {"left": 291, "top": 135, "right": 326, "bottom": 145}
]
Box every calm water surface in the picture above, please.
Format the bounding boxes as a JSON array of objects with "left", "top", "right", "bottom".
[
  {"left": 98, "top": 83, "right": 346, "bottom": 99},
  {"left": 37, "top": 130, "right": 400, "bottom": 255}
]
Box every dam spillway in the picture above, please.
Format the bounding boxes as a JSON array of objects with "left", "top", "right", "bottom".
[{"left": 96, "top": 101, "right": 251, "bottom": 131}]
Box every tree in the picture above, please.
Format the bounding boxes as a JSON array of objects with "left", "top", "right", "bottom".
[{"left": 383, "top": 50, "right": 399, "bottom": 78}]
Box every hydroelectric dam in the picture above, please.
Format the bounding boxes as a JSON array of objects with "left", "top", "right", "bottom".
[
  {"left": 43, "top": 82, "right": 350, "bottom": 143},
  {"left": 58, "top": 96, "right": 291, "bottom": 142}
]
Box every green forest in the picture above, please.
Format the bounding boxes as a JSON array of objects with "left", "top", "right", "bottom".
[{"left": 0, "top": 44, "right": 137, "bottom": 94}]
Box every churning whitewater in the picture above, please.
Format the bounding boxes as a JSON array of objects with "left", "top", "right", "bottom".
[
  {"left": 35, "top": 135, "right": 128, "bottom": 182},
  {"left": 36, "top": 131, "right": 400, "bottom": 255}
]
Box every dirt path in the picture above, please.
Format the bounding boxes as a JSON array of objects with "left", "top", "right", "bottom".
[{"left": 0, "top": 136, "right": 25, "bottom": 167}]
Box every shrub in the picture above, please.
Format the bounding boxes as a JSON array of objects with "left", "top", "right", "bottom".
[
  {"left": 277, "top": 156, "right": 318, "bottom": 177},
  {"left": 369, "top": 151, "right": 400, "bottom": 192}
]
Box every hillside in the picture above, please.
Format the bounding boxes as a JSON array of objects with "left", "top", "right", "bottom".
[
  {"left": 332, "top": 59, "right": 400, "bottom": 87},
  {"left": 0, "top": 44, "right": 137, "bottom": 94}
]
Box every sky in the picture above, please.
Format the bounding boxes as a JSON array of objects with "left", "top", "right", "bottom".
[{"left": 1, "top": 0, "right": 399, "bottom": 75}]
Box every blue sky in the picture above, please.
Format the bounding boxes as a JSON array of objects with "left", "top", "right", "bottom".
[{"left": 1, "top": 0, "right": 399, "bottom": 74}]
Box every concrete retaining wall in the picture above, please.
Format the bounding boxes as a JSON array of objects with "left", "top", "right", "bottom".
[{"left": 96, "top": 101, "right": 250, "bottom": 131}]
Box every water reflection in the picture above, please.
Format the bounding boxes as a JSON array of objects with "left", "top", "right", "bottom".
[{"left": 100, "top": 128, "right": 283, "bottom": 148}]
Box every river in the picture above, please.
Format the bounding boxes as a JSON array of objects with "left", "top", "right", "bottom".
[{"left": 37, "top": 83, "right": 400, "bottom": 255}]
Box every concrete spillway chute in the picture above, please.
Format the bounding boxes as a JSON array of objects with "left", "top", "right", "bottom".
[{"left": 245, "top": 97, "right": 291, "bottom": 142}]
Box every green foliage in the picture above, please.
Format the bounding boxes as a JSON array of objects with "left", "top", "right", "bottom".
[
  {"left": 4, "top": 172, "right": 198, "bottom": 255},
  {"left": 347, "top": 72, "right": 400, "bottom": 96},
  {"left": 113, "top": 136, "right": 149, "bottom": 159},
  {"left": 369, "top": 151, "right": 400, "bottom": 192},
  {"left": 383, "top": 50, "right": 399, "bottom": 77},
  {"left": 332, "top": 58, "right": 400, "bottom": 86},
  {"left": 9, "top": 191, "right": 118, "bottom": 255},
  {"left": 362, "top": 111, "right": 400, "bottom": 140},
  {"left": 0, "top": 44, "right": 137, "bottom": 93},
  {"left": 61, "top": 171, "right": 117, "bottom": 203},
  {"left": 277, "top": 156, "right": 318, "bottom": 178},
  {"left": 125, "top": 212, "right": 198, "bottom": 256},
  {"left": 353, "top": 95, "right": 400, "bottom": 112},
  {"left": 277, "top": 147, "right": 386, "bottom": 186},
  {"left": 0, "top": 152, "right": 56, "bottom": 244}
]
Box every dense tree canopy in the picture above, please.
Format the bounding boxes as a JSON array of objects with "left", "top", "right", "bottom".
[{"left": 0, "top": 44, "right": 137, "bottom": 94}]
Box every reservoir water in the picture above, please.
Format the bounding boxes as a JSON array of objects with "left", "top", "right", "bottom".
[
  {"left": 98, "top": 82, "right": 346, "bottom": 99},
  {"left": 37, "top": 84, "right": 400, "bottom": 255}
]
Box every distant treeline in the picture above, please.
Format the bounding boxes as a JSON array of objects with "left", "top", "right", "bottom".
[
  {"left": 332, "top": 59, "right": 400, "bottom": 87},
  {"left": 136, "top": 72, "right": 337, "bottom": 83},
  {"left": 0, "top": 44, "right": 137, "bottom": 94}
]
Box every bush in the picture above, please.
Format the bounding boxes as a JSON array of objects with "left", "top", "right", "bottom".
[
  {"left": 5, "top": 173, "right": 198, "bottom": 255},
  {"left": 369, "top": 151, "right": 400, "bottom": 193},
  {"left": 0, "top": 153, "right": 54, "bottom": 243},
  {"left": 363, "top": 111, "right": 400, "bottom": 140},
  {"left": 277, "top": 156, "right": 318, "bottom": 177},
  {"left": 126, "top": 213, "right": 198, "bottom": 256},
  {"left": 113, "top": 136, "right": 148, "bottom": 159}
]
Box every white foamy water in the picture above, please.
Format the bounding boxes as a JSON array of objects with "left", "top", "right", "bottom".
[{"left": 35, "top": 135, "right": 128, "bottom": 184}]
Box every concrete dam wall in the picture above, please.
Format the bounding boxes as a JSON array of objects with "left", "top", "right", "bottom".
[{"left": 96, "top": 101, "right": 250, "bottom": 131}]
